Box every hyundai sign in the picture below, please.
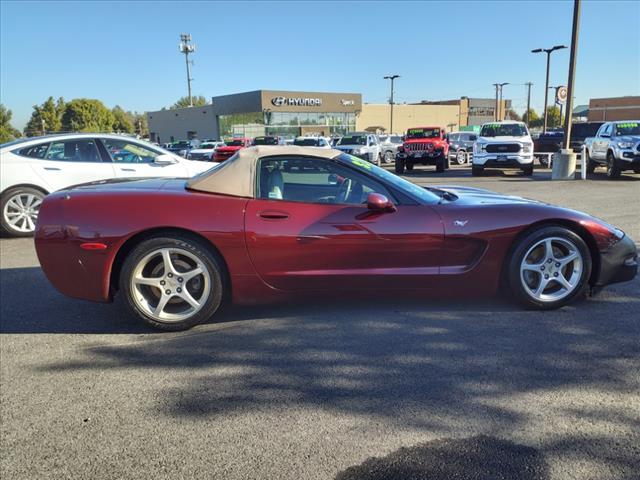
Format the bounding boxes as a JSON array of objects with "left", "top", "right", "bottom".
[{"left": 271, "top": 96, "right": 322, "bottom": 107}]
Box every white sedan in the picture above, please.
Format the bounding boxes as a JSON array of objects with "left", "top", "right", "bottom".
[{"left": 0, "top": 133, "right": 215, "bottom": 236}]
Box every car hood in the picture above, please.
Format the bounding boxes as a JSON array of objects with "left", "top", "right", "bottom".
[
  {"left": 217, "top": 145, "right": 243, "bottom": 152},
  {"left": 188, "top": 148, "right": 215, "bottom": 154},
  {"left": 478, "top": 136, "right": 530, "bottom": 143},
  {"left": 334, "top": 144, "right": 367, "bottom": 149},
  {"left": 431, "top": 185, "right": 543, "bottom": 206},
  {"left": 404, "top": 138, "right": 441, "bottom": 143},
  {"left": 617, "top": 135, "right": 640, "bottom": 143}
]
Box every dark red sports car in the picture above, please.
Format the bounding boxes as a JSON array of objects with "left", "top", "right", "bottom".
[{"left": 35, "top": 146, "right": 637, "bottom": 331}]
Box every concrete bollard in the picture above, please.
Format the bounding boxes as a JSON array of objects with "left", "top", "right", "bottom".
[{"left": 552, "top": 149, "right": 577, "bottom": 180}]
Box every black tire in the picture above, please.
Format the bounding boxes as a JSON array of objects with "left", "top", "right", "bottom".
[
  {"left": 606, "top": 151, "right": 621, "bottom": 179},
  {"left": 436, "top": 156, "right": 445, "bottom": 173},
  {"left": 1, "top": 186, "right": 46, "bottom": 237},
  {"left": 120, "top": 235, "right": 225, "bottom": 331},
  {"left": 537, "top": 155, "right": 550, "bottom": 168},
  {"left": 405, "top": 162, "right": 414, "bottom": 172},
  {"left": 585, "top": 150, "right": 597, "bottom": 174},
  {"left": 507, "top": 225, "right": 592, "bottom": 310},
  {"left": 471, "top": 165, "right": 483, "bottom": 176},
  {"left": 522, "top": 165, "right": 534, "bottom": 176},
  {"left": 395, "top": 158, "right": 405, "bottom": 174}
]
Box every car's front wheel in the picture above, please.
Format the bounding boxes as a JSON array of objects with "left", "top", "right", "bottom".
[
  {"left": 508, "top": 226, "right": 591, "bottom": 310},
  {"left": 1, "top": 187, "right": 46, "bottom": 237},
  {"left": 455, "top": 149, "right": 467, "bottom": 165},
  {"left": 383, "top": 150, "right": 394, "bottom": 164},
  {"left": 120, "top": 235, "right": 225, "bottom": 331},
  {"left": 606, "top": 151, "right": 621, "bottom": 179}
]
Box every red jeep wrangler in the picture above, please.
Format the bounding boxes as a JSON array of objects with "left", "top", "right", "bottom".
[
  {"left": 213, "top": 137, "right": 252, "bottom": 162},
  {"left": 395, "top": 126, "right": 449, "bottom": 174}
]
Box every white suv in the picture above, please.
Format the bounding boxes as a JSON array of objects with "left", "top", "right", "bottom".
[
  {"left": 0, "top": 133, "right": 214, "bottom": 236},
  {"left": 472, "top": 121, "right": 534, "bottom": 176},
  {"left": 333, "top": 132, "right": 382, "bottom": 165}
]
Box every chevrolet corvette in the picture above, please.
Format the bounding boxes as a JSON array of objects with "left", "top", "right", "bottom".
[{"left": 35, "top": 146, "right": 638, "bottom": 330}]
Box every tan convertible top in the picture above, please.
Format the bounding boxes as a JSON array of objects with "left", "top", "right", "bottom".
[{"left": 186, "top": 146, "right": 341, "bottom": 197}]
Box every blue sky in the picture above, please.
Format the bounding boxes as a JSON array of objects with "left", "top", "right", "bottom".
[{"left": 1, "top": 0, "right": 638, "bottom": 129}]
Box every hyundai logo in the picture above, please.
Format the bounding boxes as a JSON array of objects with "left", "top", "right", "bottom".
[{"left": 271, "top": 96, "right": 322, "bottom": 107}]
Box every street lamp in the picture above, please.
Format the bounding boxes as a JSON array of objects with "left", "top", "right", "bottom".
[
  {"left": 531, "top": 44, "right": 567, "bottom": 132},
  {"left": 383, "top": 75, "right": 400, "bottom": 133},
  {"left": 492, "top": 82, "right": 509, "bottom": 120}
]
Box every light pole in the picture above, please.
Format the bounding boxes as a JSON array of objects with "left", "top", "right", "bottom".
[
  {"left": 563, "top": 0, "right": 581, "bottom": 151},
  {"left": 493, "top": 83, "right": 508, "bottom": 120},
  {"left": 179, "top": 34, "right": 196, "bottom": 107},
  {"left": 532, "top": 44, "right": 567, "bottom": 133},
  {"left": 384, "top": 75, "right": 400, "bottom": 133},
  {"left": 525, "top": 82, "right": 533, "bottom": 127},
  {"left": 498, "top": 83, "right": 509, "bottom": 120}
]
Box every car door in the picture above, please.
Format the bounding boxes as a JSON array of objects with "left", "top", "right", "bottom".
[
  {"left": 594, "top": 123, "right": 611, "bottom": 159},
  {"left": 33, "top": 138, "right": 117, "bottom": 192},
  {"left": 99, "top": 137, "right": 188, "bottom": 178},
  {"left": 244, "top": 155, "right": 444, "bottom": 291}
]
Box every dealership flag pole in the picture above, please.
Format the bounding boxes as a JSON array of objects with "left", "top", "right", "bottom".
[{"left": 563, "top": 0, "right": 581, "bottom": 151}]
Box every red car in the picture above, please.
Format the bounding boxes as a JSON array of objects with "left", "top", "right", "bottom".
[
  {"left": 395, "top": 126, "right": 449, "bottom": 174},
  {"left": 35, "top": 146, "right": 637, "bottom": 331},
  {"left": 213, "top": 137, "right": 251, "bottom": 162}
]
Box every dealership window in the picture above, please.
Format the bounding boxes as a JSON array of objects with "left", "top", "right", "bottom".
[{"left": 219, "top": 111, "right": 356, "bottom": 139}]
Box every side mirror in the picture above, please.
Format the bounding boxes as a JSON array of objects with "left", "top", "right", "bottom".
[
  {"left": 155, "top": 154, "right": 178, "bottom": 165},
  {"left": 366, "top": 192, "right": 396, "bottom": 213}
]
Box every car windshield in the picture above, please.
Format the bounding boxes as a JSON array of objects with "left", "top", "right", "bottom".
[
  {"left": 390, "top": 136, "right": 402, "bottom": 143},
  {"left": 338, "top": 135, "right": 366, "bottom": 146},
  {"left": 199, "top": 143, "right": 217, "bottom": 149},
  {"left": 406, "top": 128, "right": 440, "bottom": 139},
  {"left": 294, "top": 138, "right": 319, "bottom": 146},
  {"left": 571, "top": 123, "right": 602, "bottom": 137},
  {"left": 338, "top": 153, "right": 440, "bottom": 205},
  {"left": 253, "top": 137, "right": 279, "bottom": 145},
  {"left": 227, "top": 140, "right": 245, "bottom": 147},
  {"left": 172, "top": 141, "right": 190, "bottom": 148},
  {"left": 480, "top": 123, "right": 528, "bottom": 137},
  {"left": 615, "top": 122, "right": 640, "bottom": 136}
]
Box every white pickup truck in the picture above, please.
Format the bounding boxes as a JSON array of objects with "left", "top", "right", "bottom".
[{"left": 584, "top": 121, "right": 640, "bottom": 179}]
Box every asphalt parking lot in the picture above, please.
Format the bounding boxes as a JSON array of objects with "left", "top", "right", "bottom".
[{"left": 1, "top": 165, "right": 639, "bottom": 480}]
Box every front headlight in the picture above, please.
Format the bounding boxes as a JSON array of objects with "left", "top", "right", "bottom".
[
  {"left": 523, "top": 143, "right": 532, "bottom": 153},
  {"left": 617, "top": 141, "right": 634, "bottom": 149},
  {"left": 475, "top": 142, "right": 486, "bottom": 153}
]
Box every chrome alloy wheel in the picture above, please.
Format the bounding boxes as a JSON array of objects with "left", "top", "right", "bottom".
[
  {"left": 3, "top": 192, "right": 43, "bottom": 233},
  {"left": 455, "top": 149, "right": 467, "bottom": 165},
  {"left": 130, "top": 247, "right": 211, "bottom": 322},
  {"left": 383, "top": 151, "right": 394, "bottom": 164},
  {"left": 520, "top": 237, "right": 583, "bottom": 303}
]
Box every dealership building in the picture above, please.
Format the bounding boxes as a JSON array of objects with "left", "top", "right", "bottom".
[
  {"left": 147, "top": 89, "right": 510, "bottom": 143},
  {"left": 148, "top": 90, "right": 362, "bottom": 143}
]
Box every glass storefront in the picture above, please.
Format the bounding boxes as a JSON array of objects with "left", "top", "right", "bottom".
[{"left": 218, "top": 111, "right": 357, "bottom": 140}]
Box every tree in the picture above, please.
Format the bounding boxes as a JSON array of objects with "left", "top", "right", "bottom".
[
  {"left": 112, "top": 105, "right": 134, "bottom": 133},
  {"left": 24, "top": 96, "right": 65, "bottom": 136},
  {"left": 546, "top": 105, "right": 562, "bottom": 128},
  {"left": 171, "top": 95, "right": 208, "bottom": 109},
  {"left": 61, "top": 99, "right": 115, "bottom": 133},
  {"left": 522, "top": 108, "right": 542, "bottom": 128},
  {"left": 0, "top": 104, "right": 22, "bottom": 143},
  {"left": 505, "top": 109, "right": 521, "bottom": 121}
]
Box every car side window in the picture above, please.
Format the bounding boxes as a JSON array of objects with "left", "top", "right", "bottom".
[
  {"left": 100, "top": 138, "right": 159, "bottom": 163},
  {"left": 13, "top": 143, "right": 50, "bottom": 159},
  {"left": 469, "top": 134, "right": 477, "bottom": 141},
  {"left": 258, "top": 156, "right": 392, "bottom": 205},
  {"left": 45, "top": 139, "right": 102, "bottom": 162},
  {"left": 600, "top": 124, "right": 611, "bottom": 137}
]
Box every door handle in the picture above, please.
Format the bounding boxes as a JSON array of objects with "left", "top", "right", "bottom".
[
  {"left": 120, "top": 168, "right": 136, "bottom": 172},
  {"left": 258, "top": 211, "right": 289, "bottom": 220},
  {"left": 44, "top": 167, "right": 61, "bottom": 171}
]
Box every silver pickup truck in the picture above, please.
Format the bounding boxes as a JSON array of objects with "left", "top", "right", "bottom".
[{"left": 584, "top": 120, "right": 640, "bottom": 178}]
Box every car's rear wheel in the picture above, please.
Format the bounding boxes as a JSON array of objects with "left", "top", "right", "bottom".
[
  {"left": 120, "top": 236, "right": 224, "bottom": 331},
  {"left": 606, "top": 151, "right": 621, "bottom": 179},
  {"left": 1, "top": 187, "right": 45, "bottom": 237},
  {"left": 508, "top": 226, "right": 591, "bottom": 310},
  {"left": 585, "top": 150, "right": 597, "bottom": 174}
]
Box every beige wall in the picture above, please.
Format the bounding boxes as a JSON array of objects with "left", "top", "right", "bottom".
[
  {"left": 588, "top": 96, "right": 640, "bottom": 122},
  {"left": 356, "top": 104, "right": 460, "bottom": 134}
]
